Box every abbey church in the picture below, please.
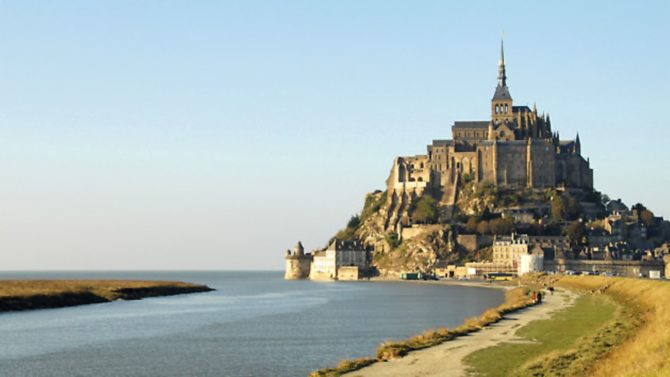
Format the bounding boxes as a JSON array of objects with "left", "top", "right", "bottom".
[{"left": 386, "top": 41, "right": 593, "bottom": 228}]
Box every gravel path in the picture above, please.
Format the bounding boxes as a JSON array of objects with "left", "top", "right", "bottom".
[{"left": 343, "top": 288, "right": 577, "bottom": 377}]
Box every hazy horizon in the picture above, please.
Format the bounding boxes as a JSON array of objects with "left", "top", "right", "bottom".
[{"left": 1, "top": 1, "right": 668, "bottom": 270}]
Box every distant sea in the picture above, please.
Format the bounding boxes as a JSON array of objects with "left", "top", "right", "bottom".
[{"left": 0, "top": 271, "right": 503, "bottom": 377}]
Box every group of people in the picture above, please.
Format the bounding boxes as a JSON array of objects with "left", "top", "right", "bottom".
[{"left": 531, "top": 290, "right": 543, "bottom": 304}]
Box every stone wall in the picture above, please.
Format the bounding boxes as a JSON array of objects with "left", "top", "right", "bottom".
[
  {"left": 456, "top": 234, "right": 493, "bottom": 252},
  {"left": 545, "top": 259, "right": 665, "bottom": 278},
  {"left": 284, "top": 256, "right": 311, "bottom": 280},
  {"left": 401, "top": 224, "right": 444, "bottom": 241},
  {"left": 337, "top": 266, "right": 360, "bottom": 281}
]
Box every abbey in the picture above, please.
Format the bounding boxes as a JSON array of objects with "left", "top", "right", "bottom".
[{"left": 386, "top": 41, "right": 593, "bottom": 227}]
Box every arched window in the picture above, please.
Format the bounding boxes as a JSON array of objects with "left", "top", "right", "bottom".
[
  {"left": 505, "top": 104, "right": 509, "bottom": 113},
  {"left": 418, "top": 177, "right": 423, "bottom": 182}
]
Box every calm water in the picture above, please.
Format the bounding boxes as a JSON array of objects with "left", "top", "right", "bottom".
[{"left": 0, "top": 271, "right": 503, "bottom": 377}]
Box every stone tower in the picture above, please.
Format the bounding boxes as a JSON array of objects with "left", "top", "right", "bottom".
[
  {"left": 491, "top": 39, "right": 513, "bottom": 124},
  {"left": 284, "top": 241, "right": 312, "bottom": 280}
]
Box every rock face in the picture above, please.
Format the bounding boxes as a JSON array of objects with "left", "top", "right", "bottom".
[
  {"left": 332, "top": 191, "right": 458, "bottom": 276},
  {"left": 330, "top": 190, "right": 496, "bottom": 276}
]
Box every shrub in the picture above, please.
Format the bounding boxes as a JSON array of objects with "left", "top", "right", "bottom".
[
  {"left": 347, "top": 215, "right": 361, "bottom": 229},
  {"left": 411, "top": 195, "right": 439, "bottom": 224},
  {"left": 385, "top": 232, "right": 401, "bottom": 249}
]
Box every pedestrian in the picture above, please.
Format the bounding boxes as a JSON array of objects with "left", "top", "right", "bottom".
[
  {"left": 537, "top": 291, "right": 543, "bottom": 303},
  {"left": 548, "top": 286, "right": 555, "bottom": 295},
  {"left": 531, "top": 291, "right": 537, "bottom": 303}
]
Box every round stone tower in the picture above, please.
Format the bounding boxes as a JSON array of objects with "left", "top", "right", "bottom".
[{"left": 284, "top": 241, "right": 312, "bottom": 280}]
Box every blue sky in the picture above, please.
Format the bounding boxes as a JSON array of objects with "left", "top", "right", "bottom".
[{"left": 0, "top": 1, "right": 668, "bottom": 270}]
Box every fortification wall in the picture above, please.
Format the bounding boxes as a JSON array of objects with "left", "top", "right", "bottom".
[
  {"left": 337, "top": 266, "right": 360, "bottom": 281},
  {"left": 284, "top": 257, "right": 311, "bottom": 280},
  {"left": 545, "top": 259, "right": 665, "bottom": 278}
]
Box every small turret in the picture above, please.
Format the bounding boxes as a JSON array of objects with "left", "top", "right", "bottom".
[
  {"left": 294, "top": 241, "right": 305, "bottom": 256},
  {"left": 575, "top": 132, "right": 581, "bottom": 154}
]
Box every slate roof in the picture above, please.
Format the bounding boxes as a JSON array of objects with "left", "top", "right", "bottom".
[
  {"left": 492, "top": 85, "right": 512, "bottom": 101},
  {"left": 453, "top": 121, "right": 489, "bottom": 129}
]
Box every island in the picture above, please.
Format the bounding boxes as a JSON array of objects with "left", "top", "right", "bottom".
[
  {"left": 285, "top": 39, "right": 670, "bottom": 282},
  {"left": 297, "top": 40, "right": 670, "bottom": 377},
  {"left": 0, "top": 280, "right": 214, "bottom": 312}
]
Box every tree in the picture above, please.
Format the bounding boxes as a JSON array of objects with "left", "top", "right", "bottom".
[
  {"left": 466, "top": 217, "right": 479, "bottom": 234},
  {"left": 477, "top": 220, "right": 490, "bottom": 235},
  {"left": 633, "top": 203, "right": 647, "bottom": 212},
  {"left": 385, "top": 232, "right": 401, "bottom": 249},
  {"left": 551, "top": 194, "right": 582, "bottom": 221},
  {"left": 601, "top": 193, "right": 611, "bottom": 207},
  {"left": 347, "top": 214, "right": 361, "bottom": 229},
  {"left": 565, "top": 220, "right": 586, "bottom": 247},
  {"left": 551, "top": 195, "right": 567, "bottom": 221},
  {"left": 640, "top": 210, "right": 655, "bottom": 227},
  {"left": 411, "top": 195, "right": 439, "bottom": 224},
  {"left": 490, "top": 217, "right": 515, "bottom": 235},
  {"left": 566, "top": 196, "right": 583, "bottom": 220}
]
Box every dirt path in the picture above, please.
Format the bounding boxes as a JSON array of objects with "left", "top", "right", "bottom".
[{"left": 343, "top": 288, "right": 577, "bottom": 377}]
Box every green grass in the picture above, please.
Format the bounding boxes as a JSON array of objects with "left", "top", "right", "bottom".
[{"left": 465, "top": 294, "right": 619, "bottom": 377}]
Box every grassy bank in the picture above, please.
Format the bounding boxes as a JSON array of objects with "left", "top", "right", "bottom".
[
  {"left": 309, "top": 286, "right": 535, "bottom": 377},
  {"left": 555, "top": 276, "right": 670, "bottom": 377},
  {"left": 466, "top": 275, "right": 670, "bottom": 377},
  {"left": 465, "top": 293, "right": 624, "bottom": 376},
  {"left": 0, "top": 280, "right": 214, "bottom": 312}
]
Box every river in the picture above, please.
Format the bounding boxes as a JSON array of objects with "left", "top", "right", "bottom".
[{"left": 0, "top": 271, "right": 503, "bottom": 377}]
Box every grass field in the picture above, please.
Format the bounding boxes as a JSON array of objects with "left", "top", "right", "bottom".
[
  {"left": 465, "top": 294, "right": 624, "bottom": 376},
  {"left": 465, "top": 275, "right": 670, "bottom": 377},
  {"left": 556, "top": 276, "right": 670, "bottom": 377}
]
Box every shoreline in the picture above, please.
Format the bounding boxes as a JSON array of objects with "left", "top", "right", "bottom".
[
  {"left": 318, "top": 275, "right": 670, "bottom": 377},
  {"left": 341, "top": 287, "right": 576, "bottom": 377},
  {"left": 311, "top": 281, "right": 537, "bottom": 377},
  {"left": 366, "top": 277, "right": 513, "bottom": 291},
  {"left": 0, "top": 279, "right": 214, "bottom": 313}
]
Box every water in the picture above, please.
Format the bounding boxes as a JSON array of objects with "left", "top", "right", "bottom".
[{"left": 0, "top": 271, "right": 503, "bottom": 377}]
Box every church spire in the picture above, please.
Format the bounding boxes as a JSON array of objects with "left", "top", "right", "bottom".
[
  {"left": 491, "top": 37, "right": 513, "bottom": 122},
  {"left": 498, "top": 38, "right": 507, "bottom": 87}
]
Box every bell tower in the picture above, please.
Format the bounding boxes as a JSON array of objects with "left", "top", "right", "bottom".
[{"left": 491, "top": 39, "right": 513, "bottom": 124}]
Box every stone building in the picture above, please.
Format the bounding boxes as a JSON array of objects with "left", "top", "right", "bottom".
[
  {"left": 385, "top": 40, "right": 593, "bottom": 232},
  {"left": 309, "top": 240, "right": 368, "bottom": 280},
  {"left": 518, "top": 245, "right": 545, "bottom": 275},
  {"left": 492, "top": 233, "right": 530, "bottom": 269}
]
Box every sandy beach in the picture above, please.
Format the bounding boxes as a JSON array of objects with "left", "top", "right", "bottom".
[{"left": 343, "top": 287, "right": 577, "bottom": 377}]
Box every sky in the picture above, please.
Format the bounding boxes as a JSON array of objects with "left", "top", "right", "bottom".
[{"left": 0, "top": 1, "right": 668, "bottom": 270}]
